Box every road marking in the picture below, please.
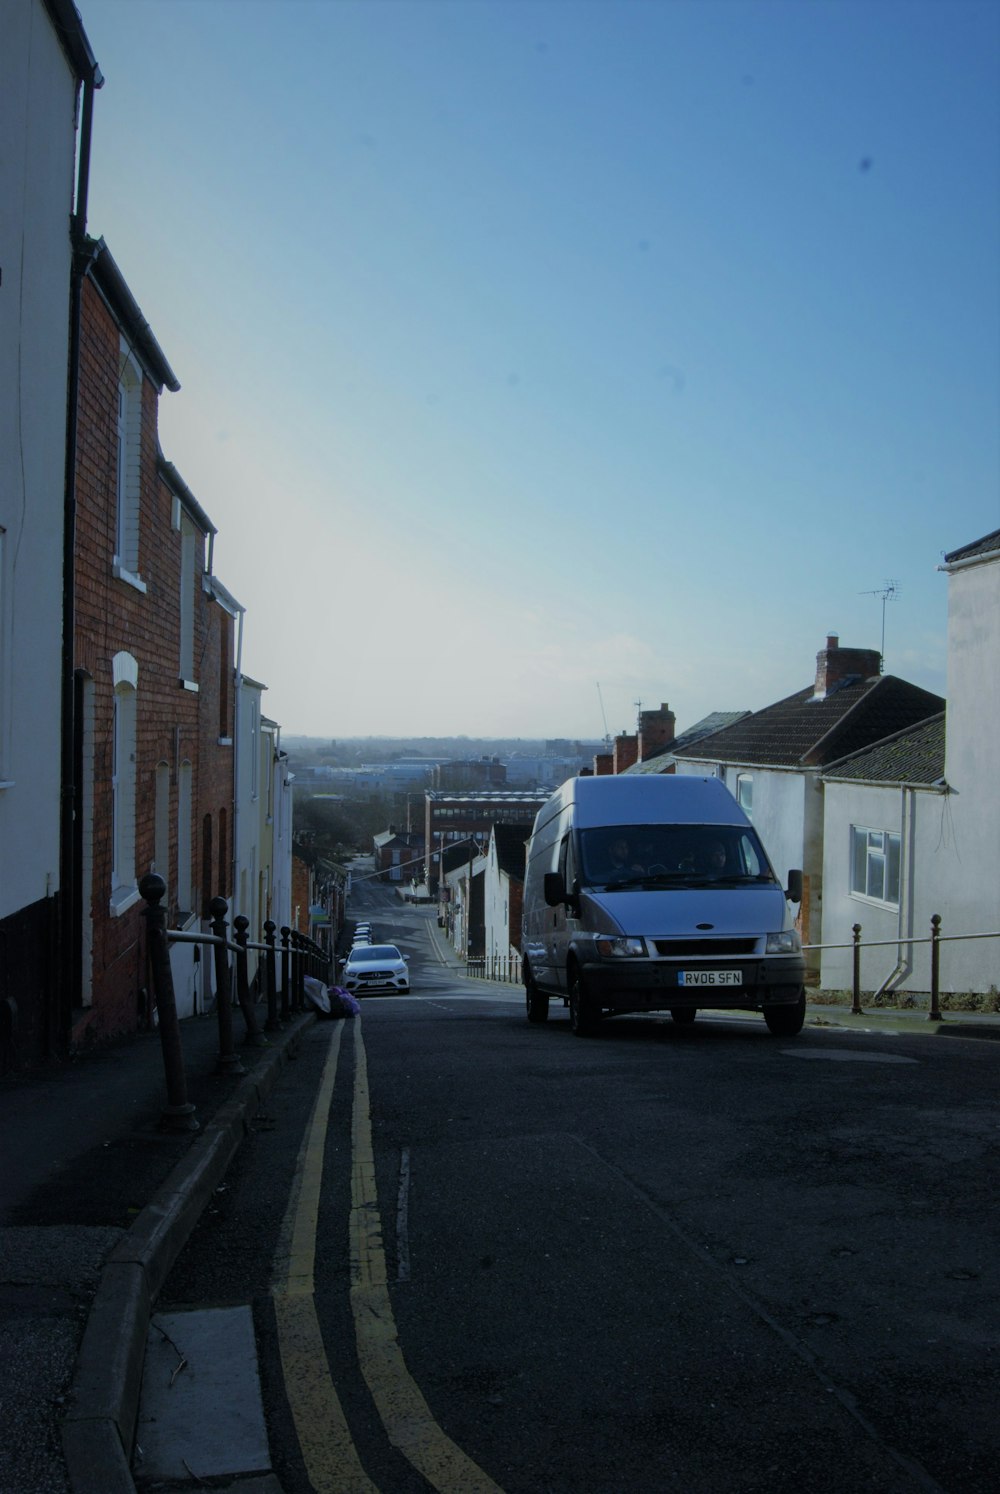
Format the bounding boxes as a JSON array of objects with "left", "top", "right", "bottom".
[
  {"left": 783, "top": 1048, "right": 918, "bottom": 1063},
  {"left": 395, "top": 1147, "right": 411, "bottom": 1283},
  {"left": 272, "top": 1024, "right": 379, "bottom": 1494},
  {"left": 349, "top": 1020, "right": 504, "bottom": 1493}
]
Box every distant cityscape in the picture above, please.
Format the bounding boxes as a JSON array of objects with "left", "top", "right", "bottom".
[{"left": 285, "top": 736, "right": 604, "bottom": 797}]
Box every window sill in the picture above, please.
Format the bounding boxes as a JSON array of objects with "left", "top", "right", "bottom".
[
  {"left": 218, "top": 737, "right": 233, "bottom": 746},
  {"left": 112, "top": 560, "right": 147, "bottom": 595},
  {"left": 109, "top": 884, "right": 142, "bottom": 917},
  {"left": 849, "top": 891, "right": 900, "bottom": 913},
  {"left": 179, "top": 679, "right": 200, "bottom": 693}
]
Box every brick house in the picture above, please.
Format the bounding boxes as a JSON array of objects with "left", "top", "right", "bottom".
[{"left": 71, "top": 238, "right": 226, "bottom": 1041}]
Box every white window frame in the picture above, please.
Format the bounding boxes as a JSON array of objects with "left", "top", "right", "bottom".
[
  {"left": 850, "top": 825, "right": 901, "bottom": 908},
  {"left": 113, "top": 346, "right": 146, "bottom": 593},
  {"left": 110, "top": 652, "right": 140, "bottom": 915},
  {"left": 736, "top": 773, "right": 753, "bottom": 819}
]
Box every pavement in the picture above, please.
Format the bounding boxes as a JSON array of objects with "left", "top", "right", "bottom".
[
  {"left": 2, "top": 928, "right": 998, "bottom": 1494},
  {"left": 0, "top": 1004, "right": 314, "bottom": 1494}
]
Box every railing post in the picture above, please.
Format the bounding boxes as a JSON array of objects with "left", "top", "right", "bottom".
[
  {"left": 292, "top": 931, "right": 305, "bottom": 1011},
  {"left": 929, "top": 913, "right": 943, "bottom": 1021},
  {"left": 280, "top": 925, "right": 292, "bottom": 1021},
  {"left": 209, "top": 896, "right": 244, "bottom": 1075},
  {"left": 264, "top": 920, "right": 281, "bottom": 1031},
  {"left": 233, "top": 914, "right": 267, "bottom": 1046},
  {"left": 851, "top": 923, "right": 864, "bottom": 1015},
  {"left": 139, "top": 873, "right": 198, "bottom": 1132}
]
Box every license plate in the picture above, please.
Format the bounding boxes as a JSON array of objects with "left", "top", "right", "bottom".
[{"left": 678, "top": 970, "right": 742, "bottom": 987}]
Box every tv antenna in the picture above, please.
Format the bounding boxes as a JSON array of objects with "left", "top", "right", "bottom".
[
  {"left": 596, "top": 682, "right": 611, "bottom": 747},
  {"left": 860, "top": 579, "right": 900, "bottom": 664}
]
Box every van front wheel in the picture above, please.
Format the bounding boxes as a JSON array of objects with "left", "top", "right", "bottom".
[
  {"left": 763, "top": 993, "right": 806, "bottom": 1037},
  {"left": 569, "top": 968, "right": 600, "bottom": 1037}
]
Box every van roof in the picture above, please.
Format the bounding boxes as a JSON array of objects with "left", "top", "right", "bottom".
[{"left": 546, "top": 774, "right": 747, "bottom": 830}]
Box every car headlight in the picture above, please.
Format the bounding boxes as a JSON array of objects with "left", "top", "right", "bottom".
[
  {"left": 766, "top": 930, "right": 801, "bottom": 954},
  {"left": 595, "top": 936, "right": 647, "bottom": 958}
]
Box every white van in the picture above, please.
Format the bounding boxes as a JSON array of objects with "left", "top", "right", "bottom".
[{"left": 521, "top": 774, "right": 806, "bottom": 1036}]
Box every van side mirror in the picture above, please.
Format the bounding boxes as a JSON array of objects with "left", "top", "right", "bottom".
[
  {"left": 785, "top": 869, "right": 803, "bottom": 904},
  {"left": 543, "top": 872, "right": 567, "bottom": 907}
]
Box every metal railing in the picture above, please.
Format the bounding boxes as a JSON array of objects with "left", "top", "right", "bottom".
[
  {"left": 139, "top": 872, "right": 331, "bottom": 1132},
  {"left": 466, "top": 952, "right": 523, "bottom": 985},
  {"left": 802, "top": 913, "right": 998, "bottom": 1020}
]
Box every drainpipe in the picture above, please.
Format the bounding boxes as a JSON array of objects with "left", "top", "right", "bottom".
[
  {"left": 231, "top": 606, "right": 245, "bottom": 921},
  {"left": 873, "top": 784, "right": 913, "bottom": 999},
  {"left": 58, "top": 65, "right": 101, "bottom": 1053}
]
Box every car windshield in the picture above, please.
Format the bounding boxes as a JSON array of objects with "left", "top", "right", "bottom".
[
  {"left": 350, "top": 945, "right": 402, "bottom": 961},
  {"left": 578, "top": 825, "right": 776, "bottom": 888}
]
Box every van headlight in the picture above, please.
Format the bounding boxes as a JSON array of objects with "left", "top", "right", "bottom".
[
  {"left": 766, "top": 930, "right": 801, "bottom": 954},
  {"left": 595, "top": 937, "right": 647, "bottom": 958}
]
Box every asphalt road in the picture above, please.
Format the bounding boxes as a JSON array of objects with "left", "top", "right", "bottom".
[{"left": 156, "top": 883, "right": 1000, "bottom": 1494}]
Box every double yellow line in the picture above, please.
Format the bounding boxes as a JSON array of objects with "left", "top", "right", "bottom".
[{"left": 272, "top": 1021, "right": 503, "bottom": 1493}]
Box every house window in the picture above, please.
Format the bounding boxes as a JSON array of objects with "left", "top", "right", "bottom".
[
  {"left": 850, "top": 826, "right": 900, "bottom": 907},
  {"left": 178, "top": 515, "right": 197, "bottom": 684},
  {"left": 218, "top": 807, "right": 228, "bottom": 898},
  {"left": 110, "top": 652, "right": 139, "bottom": 913},
  {"left": 201, "top": 814, "right": 213, "bottom": 917},
  {"left": 250, "top": 698, "right": 259, "bottom": 799},
  {"left": 177, "top": 760, "right": 193, "bottom": 914},
  {"left": 114, "top": 349, "right": 145, "bottom": 590},
  {"left": 736, "top": 774, "right": 753, "bottom": 818},
  {"left": 154, "top": 761, "right": 170, "bottom": 895}
]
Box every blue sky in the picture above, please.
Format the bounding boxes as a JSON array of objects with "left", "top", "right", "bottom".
[{"left": 78, "top": 0, "right": 999, "bottom": 740}]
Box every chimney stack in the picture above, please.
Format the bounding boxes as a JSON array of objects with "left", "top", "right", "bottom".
[
  {"left": 613, "top": 733, "right": 639, "bottom": 774},
  {"left": 638, "top": 702, "right": 676, "bottom": 761},
  {"left": 814, "top": 634, "right": 882, "bottom": 699}
]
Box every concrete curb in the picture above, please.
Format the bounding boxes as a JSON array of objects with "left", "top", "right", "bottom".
[
  {"left": 807, "top": 1007, "right": 1000, "bottom": 1042},
  {"left": 61, "top": 1013, "right": 314, "bottom": 1494}
]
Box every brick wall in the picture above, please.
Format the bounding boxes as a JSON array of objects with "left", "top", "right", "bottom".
[{"left": 72, "top": 278, "right": 202, "bottom": 1044}]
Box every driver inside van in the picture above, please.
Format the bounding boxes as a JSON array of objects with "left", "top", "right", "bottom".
[
  {"left": 605, "top": 835, "right": 644, "bottom": 881},
  {"left": 679, "top": 837, "right": 730, "bottom": 875}
]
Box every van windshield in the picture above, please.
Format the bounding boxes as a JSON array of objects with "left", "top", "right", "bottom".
[{"left": 578, "top": 825, "right": 776, "bottom": 889}]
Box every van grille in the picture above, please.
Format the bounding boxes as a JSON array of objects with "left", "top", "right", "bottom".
[{"left": 652, "top": 938, "right": 758, "bottom": 957}]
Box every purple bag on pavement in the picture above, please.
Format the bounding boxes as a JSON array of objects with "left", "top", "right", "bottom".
[{"left": 328, "top": 986, "right": 360, "bottom": 1017}]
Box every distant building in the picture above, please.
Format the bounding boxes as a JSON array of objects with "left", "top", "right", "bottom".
[
  {"left": 421, "top": 790, "right": 547, "bottom": 896},
  {"left": 433, "top": 758, "right": 507, "bottom": 791}
]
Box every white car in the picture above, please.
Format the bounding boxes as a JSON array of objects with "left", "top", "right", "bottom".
[{"left": 342, "top": 943, "right": 410, "bottom": 996}]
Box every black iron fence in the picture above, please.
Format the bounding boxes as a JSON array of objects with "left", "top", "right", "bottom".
[
  {"left": 139, "top": 872, "right": 331, "bottom": 1132},
  {"left": 803, "top": 914, "right": 999, "bottom": 1021}
]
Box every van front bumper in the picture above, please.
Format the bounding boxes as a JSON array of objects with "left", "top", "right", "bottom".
[{"left": 581, "top": 956, "right": 805, "bottom": 1012}]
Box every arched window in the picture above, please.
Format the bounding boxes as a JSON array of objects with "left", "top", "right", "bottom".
[
  {"left": 154, "top": 760, "right": 170, "bottom": 896},
  {"left": 110, "top": 652, "right": 139, "bottom": 913},
  {"left": 177, "top": 759, "right": 193, "bottom": 913}
]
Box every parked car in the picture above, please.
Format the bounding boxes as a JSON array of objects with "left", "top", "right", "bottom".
[{"left": 342, "top": 943, "right": 410, "bottom": 995}]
